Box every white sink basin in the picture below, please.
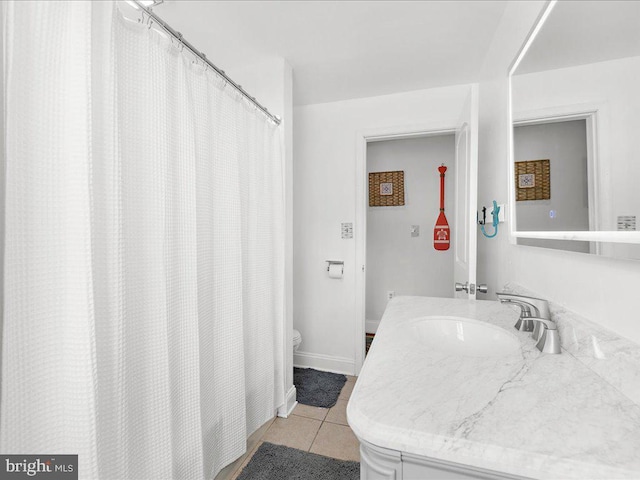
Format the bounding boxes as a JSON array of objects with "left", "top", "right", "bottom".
[{"left": 406, "top": 316, "right": 520, "bottom": 357}]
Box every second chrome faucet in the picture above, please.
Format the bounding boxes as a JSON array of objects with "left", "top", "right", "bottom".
[{"left": 496, "top": 293, "right": 561, "bottom": 354}]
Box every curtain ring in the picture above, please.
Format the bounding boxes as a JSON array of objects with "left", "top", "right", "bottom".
[{"left": 177, "top": 32, "right": 184, "bottom": 52}]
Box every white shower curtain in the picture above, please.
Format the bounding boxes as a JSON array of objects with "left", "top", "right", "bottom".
[{"left": 0, "top": 2, "right": 285, "bottom": 479}]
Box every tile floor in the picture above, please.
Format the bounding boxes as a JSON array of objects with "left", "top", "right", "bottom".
[{"left": 217, "top": 375, "right": 360, "bottom": 480}]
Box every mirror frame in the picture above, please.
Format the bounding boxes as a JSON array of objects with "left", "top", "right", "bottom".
[{"left": 507, "top": 0, "right": 640, "bottom": 246}]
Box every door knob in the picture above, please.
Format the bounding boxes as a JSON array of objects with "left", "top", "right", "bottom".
[{"left": 456, "top": 282, "right": 483, "bottom": 294}]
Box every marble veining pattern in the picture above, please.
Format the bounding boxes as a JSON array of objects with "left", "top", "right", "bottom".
[
  {"left": 504, "top": 282, "right": 640, "bottom": 406},
  {"left": 347, "top": 296, "right": 640, "bottom": 479}
]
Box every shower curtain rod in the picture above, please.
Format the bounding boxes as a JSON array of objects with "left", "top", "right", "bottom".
[{"left": 131, "top": 0, "right": 281, "bottom": 125}]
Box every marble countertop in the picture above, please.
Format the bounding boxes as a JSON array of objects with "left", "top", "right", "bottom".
[{"left": 346, "top": 296, "right": 640, "bottom": 479}]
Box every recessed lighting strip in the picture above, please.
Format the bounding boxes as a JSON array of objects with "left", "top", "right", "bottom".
[
  {"left": 509, "top": 0, "right": 557, "bottom": 76},
  {"left": 129, "top": 0, "right": 281, "bottom": 125}
]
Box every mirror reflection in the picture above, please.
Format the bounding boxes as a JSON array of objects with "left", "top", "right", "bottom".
[{"left": 511, "top": 0, "right": 640, "bottom": 258}]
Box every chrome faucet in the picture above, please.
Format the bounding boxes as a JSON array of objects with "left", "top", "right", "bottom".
[
  {"left": 495, "top": 293, "right": 546, "bottom": 332},
  {"left": 496, "top": 293, "right": 560, "bottom": 354}
]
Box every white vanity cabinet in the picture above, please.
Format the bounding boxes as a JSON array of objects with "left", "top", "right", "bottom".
[
  {"left": 360, "top": 440, "right": 526, "bottom": 480},
  {"left": 359, "top": 440, "right": 401, "bottom": 480}
]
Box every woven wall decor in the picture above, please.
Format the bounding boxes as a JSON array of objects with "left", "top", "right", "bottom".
[
  {"left": 369, "top": 171, "right": 405, "bottom": 207},
  {"left": 515, "top": 159, "right": 550, "bottom": 201}
]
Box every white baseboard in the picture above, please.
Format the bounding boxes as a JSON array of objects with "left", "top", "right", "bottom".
[
  {"left": 277, "top": 385, "right": 297, "bottom": 418},
  {"left": 365, "top": 319, "right": 380, "bottom": 334},
  {"left": 294, "top": 350, "right": 355, "bottom": 376}
]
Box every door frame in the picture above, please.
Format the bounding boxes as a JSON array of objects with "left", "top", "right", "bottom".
[
  {"left": 354, "top": 122, "right": 457, "bottom": 375},
  {"left": 512, "top": 104, "right": 601, "bottom": 254}
]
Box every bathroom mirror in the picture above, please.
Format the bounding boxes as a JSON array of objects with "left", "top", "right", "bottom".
[{"left": 509, "top": 0, "right": 640, "bottom": 259}]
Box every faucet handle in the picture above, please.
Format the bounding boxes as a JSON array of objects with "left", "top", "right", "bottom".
[{"left": 529, "top": 317, "right": 561, "bottom": 354}]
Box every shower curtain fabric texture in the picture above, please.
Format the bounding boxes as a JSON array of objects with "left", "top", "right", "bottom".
[{"left": 0, "top": 2, "right": 285, "bottom": 479}]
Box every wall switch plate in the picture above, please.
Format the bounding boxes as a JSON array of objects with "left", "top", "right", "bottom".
[
  {"left": 497, "top": 204, "right": 506, "bottom": 223},
  {"left": 411, "top": 225, "right": 420, "bottom": 237},
  {"left": 341, "top": 222, "right": 353, "bottom": 239},
  {"left": 617, "top": 215, "right": 636, "bottom": 230}
]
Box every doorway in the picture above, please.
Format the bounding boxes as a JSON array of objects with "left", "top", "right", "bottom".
[
  {"left": 365, "top": 134, "right": 456, "bottom": 336},
  {"left": 354, "top": 85, "right": 479, "bottom": 375},
  {"left": 513, "top": 112, "right": 599, "bottom": 254}
]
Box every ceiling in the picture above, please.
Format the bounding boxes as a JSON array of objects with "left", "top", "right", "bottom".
[
  {"left": 516, "top": 1, "right": 640, "bottom": 75},
  {"left": 157, "top": 1, "right": 508, "bottom": 106}
]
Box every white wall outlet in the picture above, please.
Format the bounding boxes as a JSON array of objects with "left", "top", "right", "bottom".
[
  {"left": 410, "top": 225, "right": 419, "bottom": 237},
  {"left": 497, "top": 204, "right": 506, "bottom": 223},
  {"left": 387, "top": 291, "right": 395, "bottom": 300}
]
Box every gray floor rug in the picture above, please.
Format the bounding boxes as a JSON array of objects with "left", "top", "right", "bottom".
[
  {"left": 293, "top": 367, "right": 347, "bottom": 408},
  {"left": 236, "top": 442, "right": 359, "bottom": 480}
]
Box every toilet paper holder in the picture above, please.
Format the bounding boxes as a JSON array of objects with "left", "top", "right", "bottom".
[{"left": 326, "top": 260, "right": 344, "bottom": 274}]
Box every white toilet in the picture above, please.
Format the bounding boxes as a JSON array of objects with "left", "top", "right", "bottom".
[{"left": 293, "top": 329, "right": 302, "bottom": 352}]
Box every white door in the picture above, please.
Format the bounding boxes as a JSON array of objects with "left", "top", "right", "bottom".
[{"left": 453, "top": 85, "right": 479, "bottom": 299}]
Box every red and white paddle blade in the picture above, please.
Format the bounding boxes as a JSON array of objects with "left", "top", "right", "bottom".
[{"left": 434, "top": 212, "right": 450, "bottom": 251}]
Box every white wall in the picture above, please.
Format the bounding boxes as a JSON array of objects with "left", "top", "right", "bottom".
[
  {"left": 366, "top": 135, "right": 455, "bottom": 327},
  {"left": 293, "top": 85, "right": 470, "bottom": 374},
  {"left": 477, "top": 2, "right": 640, "bottom": 346},
  {"left": 514, "top": 120, "right": 589, "bottom": 253}
]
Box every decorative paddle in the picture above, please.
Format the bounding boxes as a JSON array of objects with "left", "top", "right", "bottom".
[{"left": 434, "top": 164, "right": 450, "bottom": 250}]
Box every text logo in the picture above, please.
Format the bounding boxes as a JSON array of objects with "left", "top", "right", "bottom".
[{"left": 1, "top": 455, "right": 77, "bottom": 480}]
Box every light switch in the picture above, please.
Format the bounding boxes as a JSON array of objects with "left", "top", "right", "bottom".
[
  {"left": 411, "top": 225, "right": 419, "bottom": 237},
  {"left": 617, "top": 216, "right": 636, "bottom": 230},
  {"left": 341, "top": 222, "right": 353, "bottom": 239}
]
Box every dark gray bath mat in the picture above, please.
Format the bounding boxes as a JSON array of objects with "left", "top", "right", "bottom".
[
  {"left": 236, "top": 442, "right": 359, "bottom": 480},
  {"left": 294, "top": 367, "right": 347, "bottom": 408}
]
